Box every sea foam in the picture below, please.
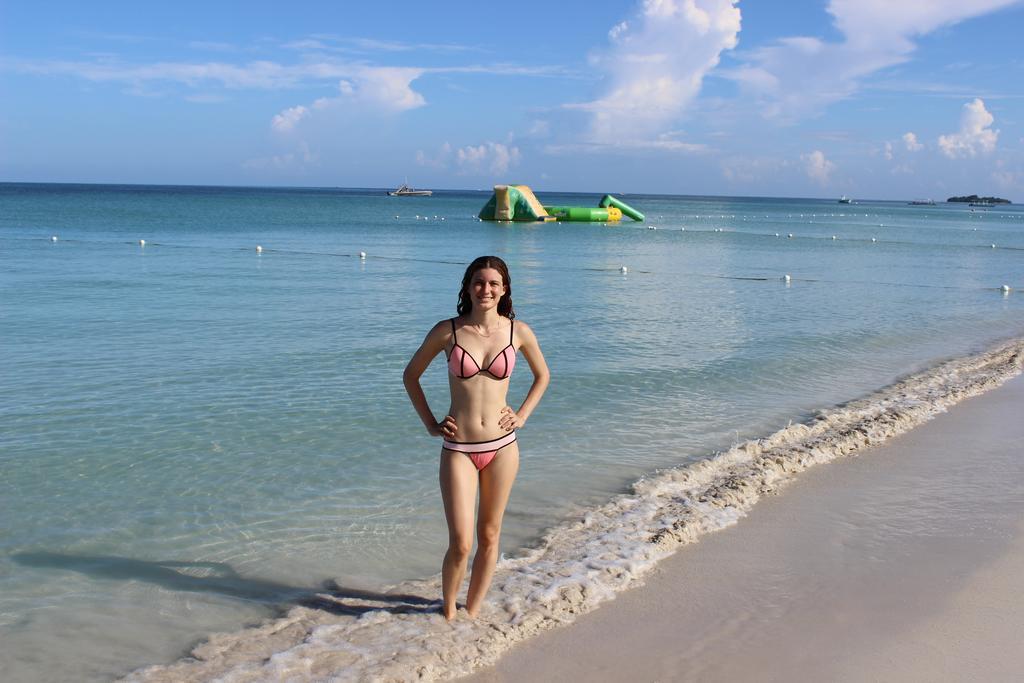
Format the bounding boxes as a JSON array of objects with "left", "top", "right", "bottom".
[{"left": 126, "top": 338, "right": 1024, "bottom": 682}]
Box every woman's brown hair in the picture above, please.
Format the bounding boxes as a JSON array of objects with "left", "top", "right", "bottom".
[{"left": 457, "top": 255, "right": 515, "bottom": 319}]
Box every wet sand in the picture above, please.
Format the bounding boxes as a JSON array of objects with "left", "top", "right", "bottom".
[{"left": 464, "top": 374, "right": 1024, "bottom": 682}]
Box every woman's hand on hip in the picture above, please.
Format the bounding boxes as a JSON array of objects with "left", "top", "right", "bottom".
[
  {"left": 499, "top": 406, "right": 523, "bottom": 432},
  {"left": 430, "top": 415, "right": 458, "bottom": 438}
]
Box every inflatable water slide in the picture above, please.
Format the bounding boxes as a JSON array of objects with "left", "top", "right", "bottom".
[{"left": 478, "top": 185, "right": 644, "bottom": 223}]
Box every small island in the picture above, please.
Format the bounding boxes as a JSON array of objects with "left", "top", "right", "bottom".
[{"left": 947, "top": 194, "right": 1011, "bottom": 204}]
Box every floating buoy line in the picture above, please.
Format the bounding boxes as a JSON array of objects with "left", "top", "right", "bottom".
[{"left": 12, "top": 233, "right": 1020, "bottom": 294}]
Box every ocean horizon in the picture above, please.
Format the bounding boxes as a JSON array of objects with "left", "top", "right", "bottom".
[{"left": 6, "top": 179, "right": 1014, "bottom": 204}]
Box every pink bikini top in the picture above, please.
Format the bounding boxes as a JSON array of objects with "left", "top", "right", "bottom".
[{"left": 447, "top": 318, "right": 516, "bottom": 380}]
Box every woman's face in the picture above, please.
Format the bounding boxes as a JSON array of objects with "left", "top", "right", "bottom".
[{"left": 468, "top": 267, "right": 506, "bottom": 311}]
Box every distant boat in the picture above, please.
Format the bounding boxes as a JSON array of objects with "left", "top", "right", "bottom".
[
  {"left": 908, "top": 199, "right": 935, "bottom": 205},
  {"left": 968, "top": 201, "right": 993, "bottom": 207},
  {"left": 838, "top": 195, "right": 852, "bottom": 204},
  {"left": 388, "top": 182, "right": 432, "bottom": 197}
]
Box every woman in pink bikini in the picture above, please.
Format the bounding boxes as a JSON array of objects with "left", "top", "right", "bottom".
[{"left": 404, "top": 255, "right": 550, "bottom": 620}]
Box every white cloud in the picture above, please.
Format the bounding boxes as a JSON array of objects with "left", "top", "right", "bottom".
[
  {"left": 9, "top": 53, "right": 572, "bottom": 135},
  {"left": 348, "top": 37, "right": 477, "bottom": 54},
  {"left": 299, "top": 67, "right": 426, "bottom": 121},
  {"left": 546, "top": 135, "right": 708, "bottom": 155},
  {"left": 282, "top": 39, "right": 331, "bottom": 51},
  {"left": 263, "top": 67, "right": 426, "bottom": 132},
  {"left": 416, "top": 142, "right": 453, "bottom": 168},
  {"left": 884, "top": 141, "right": 894, "bottom": 160},
  {"left": 802, "top": 150, "right": 835, "bottom": 184},
  {"left": 345, "top": 67, "right": 426, "bottom": 111},
  {"left": 938, "top": 98, "right": 998, "bottom": 158},
  {"left": 573, "top": 0, "right": 741, "bottom": 143},
  {"left": 728, "top": 0, "right": 1019, "bottom": 120},
  {"left": 10, "top": 58, "right": 335, "bottom": 89},
  {"left": 720, "top": 155, "right": 786, "bottom": 183},
  {"left": 902, "top": 132, "right": 923, "bottom": 151},
  {"left": 991, "top": 166, "right": 1022, "bottom": 191},
  {"left": 271, "top": 105, "right": 309, "bottom": 132},
  {"left": 243, "top": 141, "right": 318, "bottom": 170},
  {"left": 526, "top": 119, "right": 550, "bottom": 137},
  {"left": 6, "top": 56, "right": 556, "bottom": 100},
  {"left": 608, "top": 21, "right": 630, "bottom": 41},
  {"left": 456, "top": 141, "right": 521, "bottom": 175}
]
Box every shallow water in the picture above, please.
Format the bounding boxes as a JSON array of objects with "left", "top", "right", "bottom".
[{"left": 1, "top": 183, "right": 1022, "bottom": 680}]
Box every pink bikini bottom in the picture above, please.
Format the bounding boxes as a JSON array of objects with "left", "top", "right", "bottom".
[{"left": 442, "top": 432, "right": 517, "bottom": 471}]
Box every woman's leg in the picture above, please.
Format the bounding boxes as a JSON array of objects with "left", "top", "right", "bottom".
[
  {"left": 439, "top": 449, "right": 478, "bottom": 620},
  {"left": 465, "top": 442, "right": 520, "bottom": 617}
]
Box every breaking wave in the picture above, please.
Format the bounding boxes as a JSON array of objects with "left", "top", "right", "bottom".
[{"left": 127, "top": 338, "right": 1024, "bottom": 682}]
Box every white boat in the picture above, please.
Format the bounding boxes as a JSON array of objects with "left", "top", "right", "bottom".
[
  {"left": 388, "top": 183, "right": 432, "bottom": 197},
  {"left": 838, "top": 195, "right": 852, "bottom": 204}
]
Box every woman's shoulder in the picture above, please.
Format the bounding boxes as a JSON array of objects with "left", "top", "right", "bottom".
[
  {"left": 420, "top": 318, "right": 456, "bottom": 344},
  {"left": 429, "top": 317, "right": 456, "bottom": 334},
  {"left": 511, "top": 318, "right": 536, "bottom": 339}
]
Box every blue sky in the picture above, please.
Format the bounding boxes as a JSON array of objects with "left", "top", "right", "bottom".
[{"left": 2, "top": 0, "right": 1022, "bottom": 199}]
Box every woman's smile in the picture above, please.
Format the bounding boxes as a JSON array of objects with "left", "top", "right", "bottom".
[{"left": 471, "top": 267, "right": 506, "bottom": 306}]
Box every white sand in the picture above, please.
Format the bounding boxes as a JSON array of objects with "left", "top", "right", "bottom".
[{"left": 464, "top": 375, "right": 1024, "bottom": 682}]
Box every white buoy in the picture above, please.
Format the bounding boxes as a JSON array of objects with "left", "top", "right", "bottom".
[
  {"left": 394, "top": 215, "right": 399, "bottom": 219},
  {"left": 680, "top": 227, "right": 686, "bottom": 231},
  {"left": 782, "top": 274, "right": 792, "bottom": 283},
  {"left": 139, "top": 239, "right": 146, "bottom": 247},
  {"left": 50, "top": 235, "right": 58, "bottom": 242},
  {"left": 992, "top": 244, "right": 997, "bottom": 249},
  {"left": 359, "top": 251, "right": 367, "bottom": 260},
  {"left": 871, "top": 237, "right": 877, "bottom": 242},
  {"left": 256, "top": 245, "right": 262, "bottom": 253},
  {"left": 1001, "top": 285, "right": 1011, "bottom": 293},
  {"left": 620, "top": 266, "right": 628, "bottom": 274},
  {"left": 831, "top": 235, "right": 837, "bottom": 240},
  {"left": 788, "top": 233, "right": 794, "bottom": 238},
  {"left": 648, "top": 225, "right": 657, "bottom": 230},
  {"left": 774, "top": 233, "right": 779, "bottom": 237}
]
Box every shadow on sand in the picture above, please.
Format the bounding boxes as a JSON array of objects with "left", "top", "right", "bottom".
[{"left": 11, "top": 551, "right": 439, "bottom": 617}]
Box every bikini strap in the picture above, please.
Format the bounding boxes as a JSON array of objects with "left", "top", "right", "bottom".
[
  {"left": 450, "top": 318, "right": 457, "bottom": 343},
  {"left": 509, "top": 319, "right": 514, "bottom": 345}
]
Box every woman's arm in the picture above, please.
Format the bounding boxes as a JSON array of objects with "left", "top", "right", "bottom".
[
  {"left": 499, "top": 321, "right": 550, "bottom": 431},
  {"left": 403, "top": 321, "right": 458, "bottom": 438}
]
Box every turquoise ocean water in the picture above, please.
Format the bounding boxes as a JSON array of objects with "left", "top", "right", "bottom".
[{"left": 1, "top": 183, "right": 1022, "bottom": 680}]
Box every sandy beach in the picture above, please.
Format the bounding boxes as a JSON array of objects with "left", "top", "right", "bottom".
[{"left": 465, "top": 373, "right": 1024, "bottom": 682}]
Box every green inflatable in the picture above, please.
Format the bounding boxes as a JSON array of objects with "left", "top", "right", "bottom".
[
  {"left": 477, "top": 185, "right": 645, "bottom": 222},
  {"left": 599, "top": 194, "right": 645, "bottom": 222},
  {"left": 543, "top": 206, "right": 617, "bottom": 222},
  {"left": 478, "top": 184, "right": 553, "bottom": 221}
]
